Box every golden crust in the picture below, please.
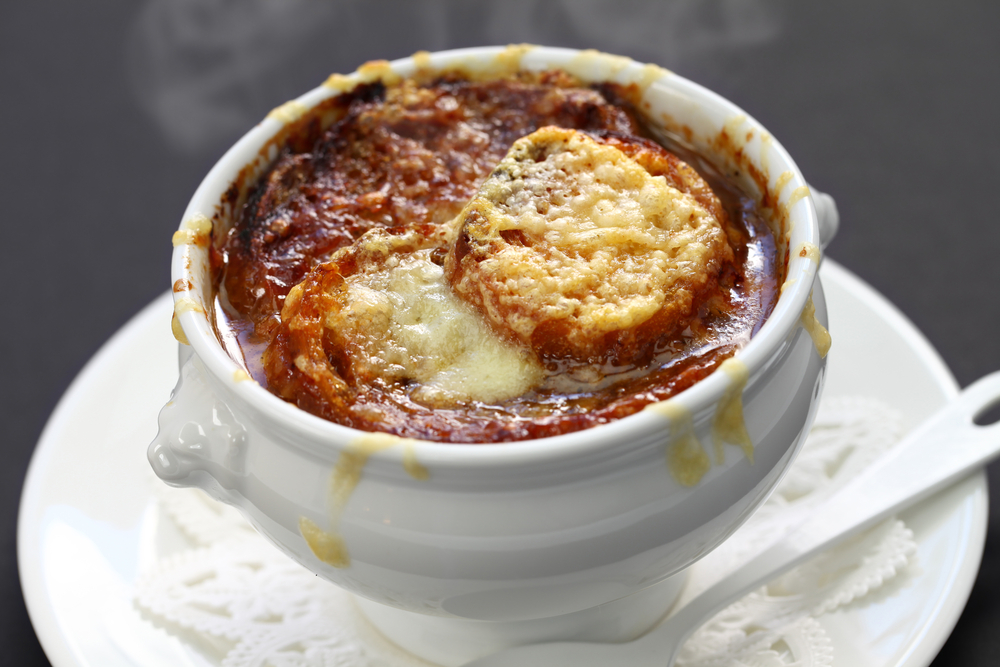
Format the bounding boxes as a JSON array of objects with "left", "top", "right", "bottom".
[{"left": 446, "top": 127, "right": 735, "bottom": 366}]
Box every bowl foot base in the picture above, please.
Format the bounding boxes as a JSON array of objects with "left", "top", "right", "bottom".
[{"left": 354, "top": 571, "right": 688, "bottom": 666}]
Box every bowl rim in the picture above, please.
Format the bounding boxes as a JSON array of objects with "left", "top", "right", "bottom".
[{"left": 170, "top": 44, "right": 822, "bottom": 467}]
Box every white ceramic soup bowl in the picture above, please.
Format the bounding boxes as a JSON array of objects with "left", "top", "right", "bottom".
[{"left": 150, "top": 46, "right": 837, "bottom": 665}]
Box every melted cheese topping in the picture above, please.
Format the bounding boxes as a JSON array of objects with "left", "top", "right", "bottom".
[
  {"left": 266, "top": 99, "right": 309, "bottom": 125},
  {"left": 784, "top": 185, "right": 811, "bottom": 214},
  {"left": 449, "top": 127, "right": 726, "bottom": 359},
  {"left": 326, "top": 247, "right": 544, "bottom": 406},
  {"left": 299, "top": 432, "right": 428, "bottom": 568},
  {"left": 801, "top": 292, "right": 832, "bottom": 358},
  {"left": 170, "top": 311, "right": 189, "bottom": 345},
  {"left": 299, "top": 515, "right": 349, "bottom": 568},
  {"left": 646, "top": 399, "right": 711, "bottom": 487},
  {"left": 712, "top": 358, "right": 753, "bottom": 464},
  {"left": 774, "top": 171, "right": 794, "bottom": 195},
  {"left": 797, "top": 241, "right": 821, "bottom": 265},
  {"left": 172, "top": 213, "right": 213, "bottom": 247},
  {"left": 402, "top": 442, "right": 430, "bottom": 480},
  {"left": 323, "top": 59, "right": 403, "bottom": 94}
]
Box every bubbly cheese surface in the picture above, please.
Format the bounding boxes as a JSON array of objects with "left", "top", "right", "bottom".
[
  {"left": 448, "top": 127, "right": 730, "bottom": 363},
  {"left": 326, "top": 244, "right": 544, "bottom": 406}
]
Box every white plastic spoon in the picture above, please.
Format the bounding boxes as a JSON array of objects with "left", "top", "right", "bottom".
[{"left": 463, "top": 370, "right": 1000, "bottom": 667}]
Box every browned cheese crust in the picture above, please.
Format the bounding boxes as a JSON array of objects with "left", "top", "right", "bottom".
[
  {"left": 446, "top": 127, "right": 736, "bottom": 367},
  {"left": 214, "top": 70, "right": 781, "bottom": 443}
]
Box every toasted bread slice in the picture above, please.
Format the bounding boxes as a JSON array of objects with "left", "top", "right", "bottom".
[{"left": 446, "top": 127, "right": 735, "bottom": 366}]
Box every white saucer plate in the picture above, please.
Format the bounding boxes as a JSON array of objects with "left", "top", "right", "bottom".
[{"left": 18, "top": 260, "right": 987, "bottom": 667}]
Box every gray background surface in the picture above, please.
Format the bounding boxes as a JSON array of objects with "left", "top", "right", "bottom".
[{"left": 2, "top": 1, "right": 998, "bottom": 663}]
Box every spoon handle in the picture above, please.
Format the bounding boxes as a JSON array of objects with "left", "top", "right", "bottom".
[{"left": 659, "top": 370, "right": 1000, "bottom": 653}]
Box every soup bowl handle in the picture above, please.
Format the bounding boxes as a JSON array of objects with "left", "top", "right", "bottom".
[{"left": 148, "top": 346, "right": 248, "bottom": 501}]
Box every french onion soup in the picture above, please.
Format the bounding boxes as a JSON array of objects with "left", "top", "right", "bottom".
[{"left": 209, "top": 68, "right": 783, "bottom": 442}]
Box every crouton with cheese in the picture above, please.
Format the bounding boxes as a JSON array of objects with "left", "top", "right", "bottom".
[{"left": 446, "top": 127, "right": 734, "bottom": 366}]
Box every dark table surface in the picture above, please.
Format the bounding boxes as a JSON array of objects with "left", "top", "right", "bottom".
[{"left": 3, "top": 1, "right": 998, "bottom": 664}]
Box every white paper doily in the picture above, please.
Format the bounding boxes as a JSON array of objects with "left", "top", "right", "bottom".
[{"left": 135, "top": 396, "right": 918, "bottom": 667}]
